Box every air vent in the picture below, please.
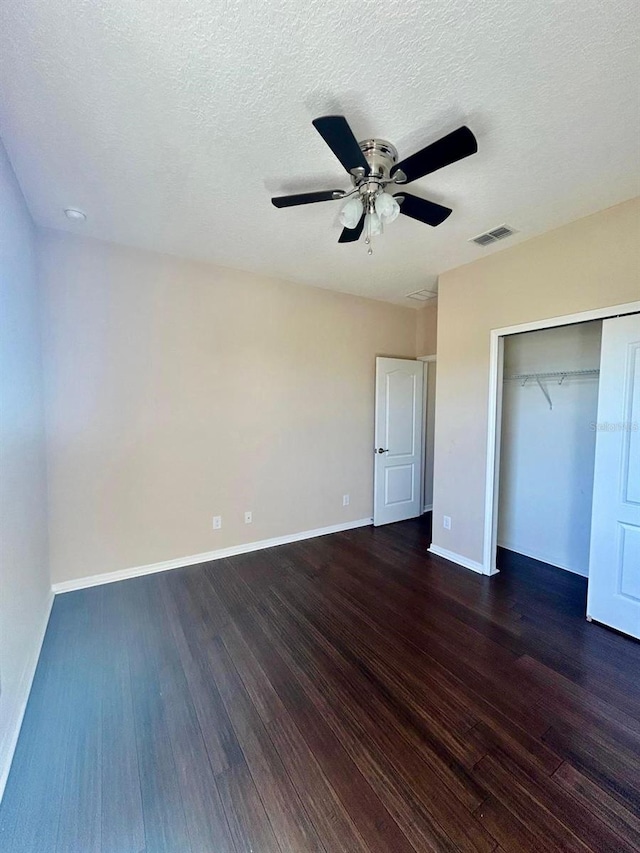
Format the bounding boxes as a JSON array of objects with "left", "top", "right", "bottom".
[
  {"left": 470, "top": 224, "right": 517, "bottom": 247},
  {"left": 406, "top": 288, "right": 437, "bottom": 301}
]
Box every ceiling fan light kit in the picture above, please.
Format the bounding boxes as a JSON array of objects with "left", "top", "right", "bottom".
[{"left": 271, "top": 116, "right": 477, "bottom": 252}]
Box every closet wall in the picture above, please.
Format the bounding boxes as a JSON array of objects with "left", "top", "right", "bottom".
[{"left": 498, "top": 321, "right": 602, "bottom": 575}]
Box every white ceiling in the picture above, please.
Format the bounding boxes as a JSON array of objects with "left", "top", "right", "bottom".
[{"left": 1, "top": 0, "right": 639, "bottom": 305}]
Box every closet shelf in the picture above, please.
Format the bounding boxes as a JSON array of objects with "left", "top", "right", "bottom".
[
  {"left": 503, "top": 369, "right": 600, "bottom": 410},
  {"left": 504, "top": 368, "right": 600, "bottom": 383}
]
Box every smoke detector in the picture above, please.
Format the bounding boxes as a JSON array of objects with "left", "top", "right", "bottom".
[{"left": 64, "top": 208, "right": 87, "bottom": 222}]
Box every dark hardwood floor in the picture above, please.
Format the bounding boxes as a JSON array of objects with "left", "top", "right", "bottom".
[{"left": 1, "top": 515, "right": 639, "bottom": 852}]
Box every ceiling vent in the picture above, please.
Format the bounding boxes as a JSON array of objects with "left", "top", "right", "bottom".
[
  {"left": 406, "top": 288, "right": 437, "bottom": 301},
  {"left": 470, "top": 224, "right": 517, "bottom": 246}
]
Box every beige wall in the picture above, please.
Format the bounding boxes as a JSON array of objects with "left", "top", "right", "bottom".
[
  {"left": 39, "top": 230, "right": 416, "bottom": 584},
  {"left": 416, "top": 301, "right": 438, "bottom": 355},
  {"left": 432, "top": 197, "right": 640, "bottom": 565},
  {"left": 14, "top": 192, "right": 637, "bottom": 595},
  {"left": 0, "top": 141, "right": 51, "bottom": 796}
]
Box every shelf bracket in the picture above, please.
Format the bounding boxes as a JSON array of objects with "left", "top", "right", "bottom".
[{"left": 536, "top": 377, "right": 553, "bottom": 410}]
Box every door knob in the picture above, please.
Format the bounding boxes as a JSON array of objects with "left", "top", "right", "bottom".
[{"left": 377, "top": 448, "right": 388, "bottom": 453}]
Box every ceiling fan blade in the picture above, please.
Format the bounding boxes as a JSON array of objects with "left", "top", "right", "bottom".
[
  {"left": 394, "top": 193, "right": 452, "bottom": 226},
  {"left": 271, "top": 190, "right": 345, "bottom": 208},
  {"left": 312, "top": 115, "right": 369, "bottom": 176},
  {"left": 392, "top": 126, "right": 477, "bottom": 183},
  {"left": 338, "top": 213, "right": 365, "bottom": 243}
]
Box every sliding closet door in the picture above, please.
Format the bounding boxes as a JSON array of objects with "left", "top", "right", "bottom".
[{"left": 587, "top": 314, "right": 640, "bottom": 639}]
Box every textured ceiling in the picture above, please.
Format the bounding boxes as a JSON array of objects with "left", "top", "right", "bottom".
[{"left": 1, "top": 0, "right": 639, "bottom": 305}]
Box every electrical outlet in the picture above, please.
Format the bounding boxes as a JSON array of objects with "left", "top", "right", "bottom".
[
  {"left": 212, "top": 515, "right": 222, "bottom": 530},
  {"left": 244, "top": 511, "right": 252, "bottom": 524},
  {"left": 342, "top": 494, "right": 350, "bottom": 507},
  {"left": 443, "top": 515, "right": 451, "bottom": 530}
]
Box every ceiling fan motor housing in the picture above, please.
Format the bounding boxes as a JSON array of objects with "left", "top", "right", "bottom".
[
  {"left": 353, "top": 139, "right": 405, "bottom": 211},
  {"left": 354, "top": 139, "right": 399, "bottom": 183}
]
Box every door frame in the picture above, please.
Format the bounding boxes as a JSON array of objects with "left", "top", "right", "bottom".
[
  {"left": 483, "top": 300, "right": 640, "bottom": 576},
  {"left": 418, "top": 355, "right": 437, "bottom": 514}
]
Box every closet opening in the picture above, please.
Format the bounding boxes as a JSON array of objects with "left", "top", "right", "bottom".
[{"left": 497, "top": 320, "right": 602, "bottom": 578}]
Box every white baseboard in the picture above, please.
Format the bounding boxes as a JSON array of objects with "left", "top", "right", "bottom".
[
  {"left": 428, "top": 544, "right": 488, "bottom": 575},
  {"left": 52, "top": 517, "right": 373, "bottom": 594},
  {"left": 497, "top": 541, "right": 588, "bottom": 577},
  {"left": 422, "top": 504, "right": 433, "bottom": 513},
  {"left": 0, "top": 590, "right": 54, "bottom": 803}
]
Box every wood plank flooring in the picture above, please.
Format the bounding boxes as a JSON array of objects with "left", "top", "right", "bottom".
[{"left": 1, "top": 515, "right": 639, "bottom": 852}]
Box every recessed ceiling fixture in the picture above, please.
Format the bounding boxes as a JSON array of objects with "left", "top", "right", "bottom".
[
  {"left": 64, "top": 208, "right": 87, "bottom": 222},
  {"left": 406, "top": 288, "right": 437, "bottom": 301},
  {"left": 470, "top": 224, "right": 516, "bottom": 246},
  {"left": 272, "top": 115, "right": 477, "bottom": 254}
]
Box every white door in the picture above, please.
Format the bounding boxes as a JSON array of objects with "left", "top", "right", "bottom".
[
  {"left": 374, "top": 357, "right": 424, "bottom": 526},
  {"left": 587, "top": 314, "right": 640, "bottom": 639}
]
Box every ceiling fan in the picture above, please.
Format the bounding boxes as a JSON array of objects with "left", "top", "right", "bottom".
[{"left": 271, "top": 115, "right": 477, "bottom": 252}]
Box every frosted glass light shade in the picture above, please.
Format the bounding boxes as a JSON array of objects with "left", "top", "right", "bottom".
[
  {"left": 339, "top": 197, "right": 364, "bottom": 229},
  {"left": 365, "top": 211, "right": 382, "bottom": 237},
  {"left": 375, "top": 192, "right": 400, "bottom": 223}
]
